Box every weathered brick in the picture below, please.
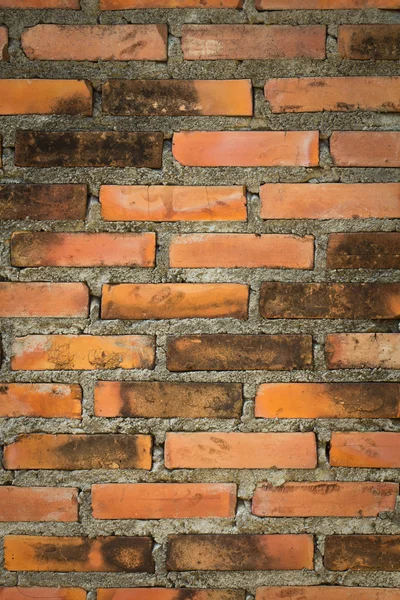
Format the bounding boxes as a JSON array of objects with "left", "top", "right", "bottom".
[
  {"left": 181, "top": 25, "right": 326, "bottom": 59},
  {"left": 252, "top": 482, "right": 398, "bottom": 517},
  {"left": 21, "top": 24, "right": 168, "bottom": 61},
  {"left": 167, "top": 334, "right": 313, "bottom": 371},
  {"left": 169, "top": 234, "right": 314, "bottom": 268},
  {"left": 0, "top": 383, "right": 82, "bottom": 418},
  {"left": 3, "top": 434, "right": 152, "bottom": 469},
  {"left": 0, "top": 184, "right": 87, "bottom": 221},
  {"left": 101, "top": 283, "right": 249, "bottom": 320},
  {"left": 0, "top": 283, "right": 89, "bottom": 318},
  {"left": 98, "top": 590, "right": 244, "bottom": 600},
  {"left": 330, "top": 432, "right": 400, "bottom": 468},
  {"left": 326, "top": 333, "right": 400, "bottom": 369},
  {"left": 0, "top": 0, "right": 79, "bottom": 6},
  {"left": 256, "top": 589, "right": 400, "bottom": 600},
  {"left": 101, "top": 0, "right": 242, "bottom": 7},
  {"left": 324, "top": 536, "right": 400, "bottom": 571},
  {"left": 15, "top": 131, "right": 163, "bottom": 168},
  {"left": 255, "top": 382, "right": 400, "bottom": 419},
  {"left": 92, "top": 483, "right": 237, "bottom": 519},
  {"left": 339, "top": 25, "right": 400, "bottom": 60},
  {"left": 331, "top": 132, "right": 400, "bottom": 167},
  {"left": 327, "top": 233, "right": 400, "bottom": 269},
  {"left": 256, "top": 0, "right": 400, "bottom": 8},
  {"left": 259, "top": 282, "right": 400, "bottom": 319},
  {"left": 11, "top": 232, "right": 156, "bottom": 267},
  {"left": 100, "top": 185, "right": 247, "bottom": 222},
  {"left": 166, "top": 534, "right": 314, "bottom": 570},
  {"left": 4, "top": 536, "right": 155, "bottom": 572},
  {"left": 265, "top": 77, "right": 400, "bottom": 112},
  {"left": 0, "top": 590, "right": 86, "bottom": 600},
  {"left": 0, "top": 27, "right": 8, "bottom": 61},
  {"left": 0, "top": 80, "right": 92, "bottom": 115},
  {"left": 11, "top": 335, "right": 155, "bottom": 371},
  {"left": 164, "top": 432, "right": 317, "bottom": 468},
  {"left": 173, "top": 132, "right": 319, "bottom": 167},
  {"left": 94, "top": 381, "right": 243, "bottom": 418},
  {"left": 103, "top": 80, "right": 252, "bottom": 116},
  {"left": 0, "top": 487, "right": 78, "bottom": 522},
  {"left": 260, "top": 183, "right": 400, "bottom": 220}
]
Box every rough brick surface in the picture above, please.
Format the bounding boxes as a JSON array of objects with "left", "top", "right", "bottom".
[
  {"left": 0, "top": 383, "right": 82, "bottom": 418},
  {"left": 0, "top": 184, "right": 87, "bottom": 220},
  {"left": 0, "top": 487, "right": 78, "bottom": 522},
  {"left": 324, "top": 536, "right": 400, "bottom": 571},
  {"left": 0, "top": 80, "right": 92, "bottom": 115}
]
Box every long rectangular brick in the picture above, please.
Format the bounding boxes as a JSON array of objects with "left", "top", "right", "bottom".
[
  {"left": 21, "top": 24, "right": 167, "bottom": 61},
  {"left": 98, "top": 590, "right": 245, "bottom": 600},
  {"left": 101, "top": 0, "right": 242, "bottom": 7},
  {"left": 92, "top": 483, "right": 237, "bottom": 519},
  {"left": 327, "top": 233, "right": 400, "bottom": 269},
  {"left": 0, "top": 184, "right": 87, "bottom": 220},
  {"left": 0, "top": 487, "right": 78, "bottom": 522},
  {"left": 330, "top": 432, "right": 400, "bottom": 468},
  {"left": 101, "top": 283, "right": 249, "bottom": 320},
  {"left": 255, "top": 383, "right": 400, "bottom": 419},
  {"left": 339, "top": 25, "right": 400, "bottom": 60},
  {"left": 0, "top": 80, "right": 92, "bottom": 115},
  {"left": 94, "top": 381, "right": 243, "bottom": 418},
  {"left": 252, "top": 482, "right": 398, "bottom": 517},
  {"left": 167, "top": 335, "right": 313, "bottom": 371},
  {"left": 326, "top": 333, "right": 400, "bottom": 369},
  {"left": 11, "top": 232, "right": 156, "bottom": 267},
  {"left": 172, "top": 132, "right": 319, "bottom": 167},
  {"left": 4, "top": 536, "right": 154, "bottom": 572},
  {"left": 0, "top": 283, "right": 89, "bottom": 318},
  {"left": 259, "top": 282, "right": 400, "bottom": 319},
  {"left": 3, "top": 434, "right": 152, "bottom": 469},
  {"left": 169, "top": 234, "right": 314, "bottom": 268},
  {"left": 325, "top": 536, "right": 400, "bottom": 571},
  {"left": 15, "top": 131, "right": 163, "bottom": 168},
  {"left": 165, "top": 432, "right": 317, "bottom": 468},
  {"left": 103, "top": 80, "right": 252, "bottom": 116},
  {"left": 265, "top": 77, "right": 400, "bottom": 113},
  {"left": 260, "top": 183, "right": 400, "bottom": 219},
  {"left": 0, "top": 0, "right": 79, "bottom": 6},
  {"left": 0, "top": 27, "right": 8, "bottom": 61},
  {"left": 11, "top": 335, "right": 155, "bottom": 371},
  {"left": 100, "top": 185, "right": 247, "bottom": 222},
  {"left": 181, "top": 25, "right": 326, "bottom": 60},
  {"left": 0, "top": 590, "right": 86, "bottom": 600},
  {"left": 331, "top": 132, "right": 400, "bottom": 167},
  {"left": 166, "top": 534, "right": 314, "bottom": 570},
  {"left": 0, "top": 383, "right": 82, "bottom": 418},
  {"left": 256, "top": 589, "right": 400, "bottom": 600},
  {"left": 256, "top": 0, "right": 400, "bottom": 8}
]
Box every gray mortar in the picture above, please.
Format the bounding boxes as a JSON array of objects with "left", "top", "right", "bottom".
[{"left": 0, "top": 0, "right": 400, "bottom": 596}]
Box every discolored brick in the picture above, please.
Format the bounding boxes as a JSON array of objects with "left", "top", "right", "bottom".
[
  {"left": 0, "top": 80, "right": 92, "bottom": 115},
  {"left": 0, "top": 590, "right": 86, "bottom": 600},
  {"left": 0, "top": 184, "right": 87, "bottom": 221},
  {"left": 324, "top": 536, "right": 400, "bottom": 571},
  {"left": 101, "top": 0, "right": 242, "bottom": 7},
  {"left": 98, "top": 590, "right": 244, "bottom": 600},
  {"left": 339, "top": 25, "right": 400, "bottom": 60},
  {"left": 330, "top": 432, "right": 400, "bottom": 468},
  {"left": 0, "top": 487, "right": 78, "bottom": 522},
  {"left": 326, "top": 333, "right": 400, "bottom": 369},
  {"left": 0, "top": 383, "right": 82, "bottom": 418},
  {"left": 327, "top": 233, "right": 400, "bottom": 269},
  {"left": 257, "top": 0, "right": 400, "bottom": 8},
  {"left": 256, "top": 589, "right": 400, "bottom": 600}
]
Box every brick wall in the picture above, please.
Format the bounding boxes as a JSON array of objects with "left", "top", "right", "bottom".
[{"left": 0, "top": 0, "right": 399, "bottom": 598}]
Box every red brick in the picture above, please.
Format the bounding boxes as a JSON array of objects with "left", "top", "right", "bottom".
[
  {"left": 173, "top": 132, "right": 319, "bottom": 167},
  {"left": 21, "top": 24, "right": 167, "bottom": 61},
  {"left": 252, "top": 482, "right": 398, "bottom": 517},
  {"left": 0, "top": 487, "right": 78, "bottom": 522},
  {"left": 0, "top": 590, "right": 86, "bottom": 600},
  {"left": 327, "top": 233, "right": 400, "bottom": 269},
  {"left": 326, "top": 333, "right": 400, "bottom": 369},
  {"left": 92, "top": 483, "right": 237, "bottom": 519},
  {"left": 165, "top": 432, "right": 317, "bottom": 468},
  {"left": 0, "top": 383, "right": 82, "bottom": 418},
  {"left": 324, "top": 536, "right": 400, "bottom": 571},
  {"left": 102, "top": 0, "right": 242, "bottom": 7},
  {"left": 0, "top": 184, "right": 87, "bottom": 221},
  {"left": 98, "top": 590, "right": 244, "bottom": 600},
  {"left": 0, "top": 27, "right": 8, "bottom": 61},
  {"left": 0, "top": 80, "right": 92, "bottom": 115},
  {"left": 0, "top": 283, "right": 89, "bottom": 317},
  {"left": 181, "top": 25, "right": 326, "bottom": 60},
  {"left": 330, "top": 432, "right": 400, "bottom": 468},
  {"left": 331, "top": 132, "right": 400, "bottom": 167},
  {"left": 339, "top": 25, "right": 400, "bottom": 60},
  {"left": 256, "top": 588, "right": 400, "bottom": 600},
  {"left": 257, "top": 0, "right": 400, "bottom": 7}
]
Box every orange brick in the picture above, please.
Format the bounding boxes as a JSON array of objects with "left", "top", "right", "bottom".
[
  {"left": 101, "top": 283, "right": 249, "bottom": 320},
  {"left": 165, "top": 432, "right": 317, "bottom": 468},
  {"left": 256, "top": 589, "right": 400, "bottom": 600},
  {"left": 166, "top": 534, "right": 314, "bottom": 570},
  {"left": 100, "top": 185, "right": 247, "bottom": 222},
  {"left": 92, "top": 483, "right": 237, "bottom": 519},
  {"left": 101, "top": 0, "right": 242, "bottom": 7},
  {"left": 21, "top": 25, "right": 167, "bottom": 61},
  {"left": 331, "top": 132, "right": 400, "bottom": 167},
  {"left": 0, "top": 184, "right": 87, "bottom": 221},
  {"left": 11, "top": 335, "right": 155, "bottom": 371},
  {"left": 0, "top": 0, "right": 79, "bottom": 6},
  {"left": 4, "top": 536, "right": 154, "bottom": 572},
  {"left": 0, "top": 80, "right": 92, "bottom": 115},
  {"left": 330, "top": 432, "right": 400, "bottom": 468},
  {"left": 327, "top": 233, "right": 400, "bottom": 269},
  {"left": 169, "top": 234, "right": 314, "bottom": 268},
  {"left": 339, "top": 25, "right": 400, "bottom": 60},
  {"left": 255, "top": 382, "right": 400, "bottom": 419},
  {"left": 265, "top": 77, "right": 400, "bottom": 113},
  {"left": 252, "top": 482, "right": 398, "bottom": 517},
  {"left": 3, "top": 434, "right": 152, "bottom": 469},
  {"left": 11, "top": 232, "right": 156, "bottom": 267},
  {"left": 181, "top": 25, "right": 326, "bottom": 59},
  {"left": 173, "top": 132, "right": 319, "bottom": 167},
  {"left": 98, "top": 591, "right": 244, "bottom": 600},
  {"left": 0, "top": 383, "right": 82, "bottom": 418},
  {"left": 0, "top": 590, "right": 86, "bottom": 600},
  {"left": 257, "top": 0, "right": 400, "bottom": 7},
  {"left": 326, "top": 333, "right": 400, "bottom": 369},
  {"left": 0, "top": 487, "right": 78, "bottom": 522},
  {"left": 324, "top": 536, "right": 400, "bottom": 571},
  {"left": 103, "top": 80, "right": 252, "bottom": 116},
  {"left": 0, "top": 27, "right": 8, "bottom": 61},
  {"left": 0, "top": 283, "right": 89, "bottom": 317},
  {"left": 260, "top": 183, "right": 400, "bottom": 220}
]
